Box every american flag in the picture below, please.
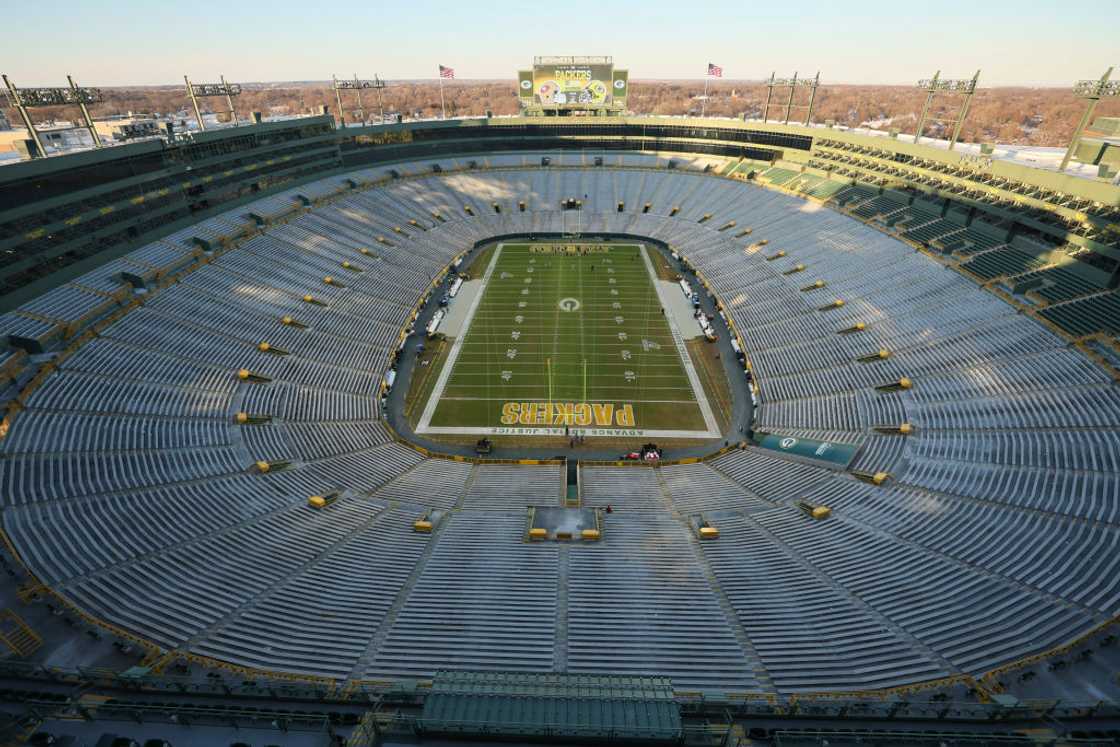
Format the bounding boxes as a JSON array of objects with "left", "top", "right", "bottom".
[
  {"left": 439, "top": 65, "right": 455, "bottom": 79},
  {"left": 707, "top": 63, "right": 723, "bottom": 78}
]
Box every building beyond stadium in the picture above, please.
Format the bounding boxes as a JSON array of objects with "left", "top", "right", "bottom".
[{"left": 0, "top": 111, "right": 1119, "bottom": 720}]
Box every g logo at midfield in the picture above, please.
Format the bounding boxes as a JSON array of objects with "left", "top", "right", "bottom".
[
  {"left": 614, "top": 79, "right": 626, "bottom": 89},
  {"left": 780, "top": 437, "right": 797, "bottom": 449},
  {"left": 520, "top": 79, "right": 532, "bottom": 90},
  {"left": 558, "top": 298, "right": 581, "bottom": 312}
]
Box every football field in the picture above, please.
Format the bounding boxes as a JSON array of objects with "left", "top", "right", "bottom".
[{"left": 415, "top": 241, "right": 720, "bottom": 438}]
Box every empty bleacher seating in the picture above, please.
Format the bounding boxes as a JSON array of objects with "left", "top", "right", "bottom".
[{"left": 0, "top": 159, "right": 1116, "bottom": 697}]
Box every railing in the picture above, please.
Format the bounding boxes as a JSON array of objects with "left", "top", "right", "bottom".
[
  {"left": 1, "top": 655, "right": 1120, "bottom": 735},
  {"left": 679, "top": 692, "right": 1120, "bottom": 722}
]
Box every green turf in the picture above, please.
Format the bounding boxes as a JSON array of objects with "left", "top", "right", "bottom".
[{"left": 421, "top": 242, "right": 710, "bottom": 434}]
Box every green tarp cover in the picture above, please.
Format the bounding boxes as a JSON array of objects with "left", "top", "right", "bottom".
[{"left": 753, "top": 431, "right": 861, "bottom": 468}]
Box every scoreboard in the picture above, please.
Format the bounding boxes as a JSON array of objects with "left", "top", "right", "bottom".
[{"left": 519, "top": 56, "right": 628, "bottom": 114}]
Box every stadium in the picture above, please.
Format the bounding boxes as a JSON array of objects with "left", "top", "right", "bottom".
[{"left": 1, "top": 50, "right": 1120, "bottom": 747}]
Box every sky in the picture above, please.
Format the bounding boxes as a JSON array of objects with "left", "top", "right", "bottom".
[{"left": 4, "top": 0, "right": 1117, "bottom": 88}]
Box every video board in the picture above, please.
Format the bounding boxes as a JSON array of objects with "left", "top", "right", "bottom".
[
  {"left": 533, "top": 61, "right": 613, "bottom": 107},
  {"left": 520, "top": 56, "right": 624, "bottom": 110}
]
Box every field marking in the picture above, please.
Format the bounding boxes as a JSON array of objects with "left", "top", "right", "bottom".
[
  {"left": 447, "top": 367, "right": 690, "bottom": 374},
  {"left": 438, "top": 396, "right": 702, "bottom": 403},
  {"left": 416, "top": 244, "right": 504, "bottom": 432},
  {"left": 640, "top": 246, "right": 721, "bottom": 438},
  {"left": 451, "top": 334, "right": 677, "bottom": 340},
  {"left": 417, "top": 242, "right": 720, "bottom": 440},
  {"left": 443, "top": 389, "right": 699, "bottom": 396}
]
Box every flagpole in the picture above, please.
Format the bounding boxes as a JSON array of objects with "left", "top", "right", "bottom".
[
  {"left": 438, "top": 68, "right": 447, "bottom": 119},
  {"left": 701, "top": 72, "right": 709, "bottom": 117}
]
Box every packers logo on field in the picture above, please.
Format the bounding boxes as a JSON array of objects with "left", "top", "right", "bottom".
[{"left": 500, "top": 402, "right": 636, "bottom": 428}]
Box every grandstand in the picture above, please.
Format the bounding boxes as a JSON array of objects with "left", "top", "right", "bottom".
[{"left": 0, "top": 109, "right": 1119, "bottom": 745}]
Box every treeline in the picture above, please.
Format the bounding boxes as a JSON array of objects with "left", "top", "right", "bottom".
[{"left": 4, "top": 80, "right": 1118, "bottom": 148}]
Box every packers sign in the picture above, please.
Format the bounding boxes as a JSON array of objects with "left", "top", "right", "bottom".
[{"left": 500, "top": 402, "right": 635, "bottom": 427}]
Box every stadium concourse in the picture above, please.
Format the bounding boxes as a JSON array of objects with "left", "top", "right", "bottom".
[{"left": 1, "top": 152, "right": 1120, "bottom": 700}]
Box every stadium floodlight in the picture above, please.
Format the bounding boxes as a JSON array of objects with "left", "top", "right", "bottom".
[
  {"left": 184, "top": 75, "right": 241, "bottom": 132},
  {"left": 9, "top": 85, "right": 104, "bottom": 107},
  {"left": 762, "top": 72, "right": 820, "bottom": 125},
  {"left": 917, "top": 76, "right": 979, "bottom": 93},
  {"left": 913, "top": 70, "right": 981, "bottom": 151},
  {"left": 1, "top": 74, "right": 104, "bottom": 157},
  {"left": 333, "top": 74, "right": 387, "bottom": 125},
  {"left": 1061, "top": 67, "right": 1117, "bottom": 172},
  {"left": 1072, "top": 76, "right": 1120, "bottom": 98},
  {"left": 188, "top": 82, "right": 243, "bottom": 97}
]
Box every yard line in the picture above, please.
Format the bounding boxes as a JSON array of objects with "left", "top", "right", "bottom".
[
  {"left": 444, "top": 383, "right": 699, "bottom": 391},
  {"left": 550, "top": 251, "right": 562, "bottom": 392},
  {"left": 438, "top": 397, "right": 703, "bottom": 403},
  {"left": 450, "top": 362, "right": 687, "bottom": 369},
  {"left": 578, "top": 253, "right": 586, "bottom": 402}
]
